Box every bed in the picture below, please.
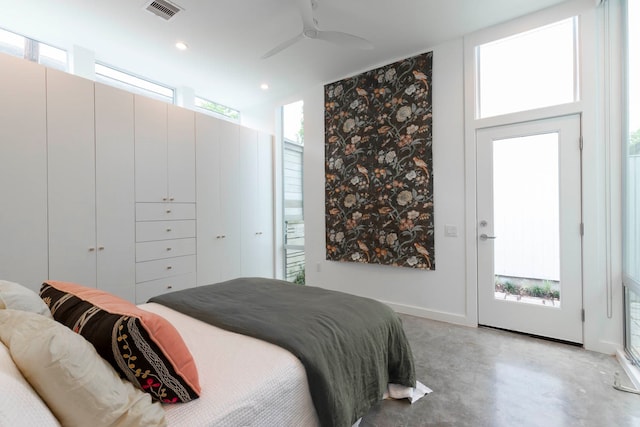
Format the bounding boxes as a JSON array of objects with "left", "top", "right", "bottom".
[{"left": 0, "top": 278, "right": 428, "bottom": 427}]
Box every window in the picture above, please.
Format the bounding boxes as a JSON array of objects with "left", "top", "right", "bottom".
[
  {"left": 0, "top": 28, "right": 24, "bottom": 57},
  {"left": 624, "top": 0, "right": 640, "bottom": 367},
  {"left": 194, "top": 96, "right": 240, "bottom": 122},
  {"left": 0, "top": 27, "right": 67, "bottom": 71},
  {"left": 95, "top": 63, "right": 174, "bottom": 103},
  {"left": 282, "top": 101, "right": 305, "bottom": 284},
  {"left": 476, "top": 17, "right": 578, "bottom": 118},
  {"left": 37, "top": 42, "right": 67, "bottom": 70}
]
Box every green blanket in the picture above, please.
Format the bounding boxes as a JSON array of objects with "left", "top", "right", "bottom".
[{"left": 149, "top": 277, "right": 416, "bottom": 427}]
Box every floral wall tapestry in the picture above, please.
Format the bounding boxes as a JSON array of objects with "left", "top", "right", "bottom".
[{"left": 324, "top": 51, "right": 434, "bottom": 270}]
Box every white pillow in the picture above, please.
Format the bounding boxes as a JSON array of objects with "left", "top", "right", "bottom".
[
  {"left": 0, "top": 309, "right": 167, "bottom": 427},
  {"left": 0, "top": 280, "right": 52, "bottom": 318},
  {"left": 0, "top": 341, "right": 61, "bottom": 427}
]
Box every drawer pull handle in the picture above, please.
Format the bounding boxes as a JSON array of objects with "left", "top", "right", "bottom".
[
  {"left": 169, "top": 197, "right": 175, "bottom": 201},
  {"left": 162, "top": 197, "right": 168, "bottom": 201},
  {"left": 166, "top": 247, "right": 172, "bottom": 251},
  {"left": 98, "top": 246, "right": 105, "bottom": 251},
  {"left": 167, "top": 285, "right": 173, "bottom": 289},
  {"left": 166, "top": 228, "right": 172, "bottom": 232},
  {"left": 167, "top": 266, "right": 173, "bottom": 270},
  {"left": 166, "top": 209, "right": 172, "bottom": 214},
  {"left": 88, "top": 247, "right": 95, "bottom": 252}
]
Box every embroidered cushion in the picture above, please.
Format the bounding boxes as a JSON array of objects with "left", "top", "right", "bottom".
[
  {"left": 40, "top": 280, "right": 200, "bottom": 403},
  {"left": 0, "top": 309, "right": 167, "bottom": 427},
  {"left": 0, "top": 280, "right": 52, "bottom": 318}
]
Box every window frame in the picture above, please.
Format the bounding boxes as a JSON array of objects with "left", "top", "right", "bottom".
[
  {"left": 475, "top": 16, "right": 580, "bottom": 119},
  {"left": 95, "top": 62, "right": 175, "bottom": 103},
  {"left": 622, "top": 0, "right": 640, "bottom": 368},
  {"left": 282, "top": 139, "right": 305, "bottom": 283},
  {"left": 0, "top": 27, "right": 67, "bottom": 71}
]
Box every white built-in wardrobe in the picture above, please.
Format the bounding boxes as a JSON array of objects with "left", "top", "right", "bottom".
[{"left": 0, "top": 53, "right": 274, "bottom": 302}]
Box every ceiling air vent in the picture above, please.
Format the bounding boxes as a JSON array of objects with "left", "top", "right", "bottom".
[{"left": 144, "top": 0, "right": 182, "bottom": 21}]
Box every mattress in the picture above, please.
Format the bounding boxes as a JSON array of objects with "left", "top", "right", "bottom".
[{"left": 139, "top": 302, "right": 320, "bottom": 427}]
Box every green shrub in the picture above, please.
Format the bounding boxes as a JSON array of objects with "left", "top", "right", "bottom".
[
  {"left": 293, "top": 269, "right": 305, "bottom": 285},
  {"left": 529, "top": 285, "right": 545, "bottom": 298},
  {"left": 503, "top": 281, "right": 517, "bottom": 294}
]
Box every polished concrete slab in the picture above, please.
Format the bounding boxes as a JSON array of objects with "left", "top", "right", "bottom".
[{"left": 361, "top": 315, "right": 640, "bottom": 427}]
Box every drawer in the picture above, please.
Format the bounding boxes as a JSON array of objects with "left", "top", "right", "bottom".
[
  {"left": 136, "top": 203, "right": 196, "bottom": 221},
  {"left": 135, "top": 273, "right": 195, "bottom": 304},
  {"left": 136, "top": 220, "right": 196, "bottom": 242},
  {"left": 136, "top": 238, "right": 196, "bottom": 262},
  {"left": 136, "top": 255, "right": 196, "bottom": 283}
]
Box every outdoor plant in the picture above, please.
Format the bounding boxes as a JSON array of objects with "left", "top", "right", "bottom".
[
  {"left": 530, "top": 285, "right": 545, "bottom": 298},
  {"left": 503, "top": 281, "right": 518, "bottom": 295},
  {"left": 293, "top": 269, "right": 306, "bottom": 285},
  {"left": 495, "top": 277, "right": 560, "bottom": 301}
]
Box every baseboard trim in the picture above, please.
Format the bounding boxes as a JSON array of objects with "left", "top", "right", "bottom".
[
  {"left": 616, "top": 349, "right": 640, "bottom": 389},
  {"left": 380, "top": 300, "right": 473, "bottom": 327}
]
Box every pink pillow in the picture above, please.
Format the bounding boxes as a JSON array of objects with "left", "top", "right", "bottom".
[{"left": 41, "top": 280, "right": 200, "bottom": 403}]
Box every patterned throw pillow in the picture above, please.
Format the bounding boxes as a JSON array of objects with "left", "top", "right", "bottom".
[{"left": 40, "top": 280, "right": 200, "bottom": 403}]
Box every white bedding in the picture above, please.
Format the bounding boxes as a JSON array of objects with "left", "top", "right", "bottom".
[
  {"left": 139, "top": 302, "right": 321, "bottom": 427},
  {"left": 0, "top": 341, "right": 61, "bottom": 427},
  {"left": 0, "top": 300, "right": 427, "bottom": 427}
]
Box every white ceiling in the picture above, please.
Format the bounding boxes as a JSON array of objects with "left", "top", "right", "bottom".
[{"left": 0, "top": 0, "right": 571, "bottom": 112}]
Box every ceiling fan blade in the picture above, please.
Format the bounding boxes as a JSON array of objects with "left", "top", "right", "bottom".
[
  {"left": 294, "top": 0, "right": 318, "bottom": 32},
  {"left": 261, "top": 33, "right": 304, "bottom": 59},
  {"left": 263, "top": 0, "right": 372, "bottom": 59},
  {"left": 315, "top": 31, "right": 374, "bottom": 50}
]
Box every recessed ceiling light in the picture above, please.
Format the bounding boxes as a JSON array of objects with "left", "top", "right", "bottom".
[
  {"left": 260, "top": 83, "right": 269, "bottom": 90},
  {"left": 175, "top": 41, "right": 188, "bottom": 50}
]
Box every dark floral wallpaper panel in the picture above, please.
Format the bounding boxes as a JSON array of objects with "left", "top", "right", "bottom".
[{"left": 325, "top": 51, "right": 434, "bottom": 270}]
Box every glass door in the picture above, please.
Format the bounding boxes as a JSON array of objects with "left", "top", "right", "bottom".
[{"left": 477, "top": 115, "right": 583, "bottom": 343}]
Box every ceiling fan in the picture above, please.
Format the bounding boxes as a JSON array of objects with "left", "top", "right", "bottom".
[{"left": 261, "top": 0, "right": 374, "bottom": 59}]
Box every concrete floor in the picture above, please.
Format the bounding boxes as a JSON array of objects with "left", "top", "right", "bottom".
[{"left": 360, "top": 315, "right": 640, "bottom": 427}]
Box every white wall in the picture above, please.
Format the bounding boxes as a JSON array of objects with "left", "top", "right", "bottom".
[
  {"left": 296, "top": 0, "right": 624, "bottom": 354},
  {"left": 241, "top": 103, "right": 277, "bottom": 135},
  {"left": 302, "top": 38, "right": 470, "bottom": 326}
]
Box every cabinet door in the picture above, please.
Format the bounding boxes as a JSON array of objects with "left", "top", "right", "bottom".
[
  {"left": 0, "top": 55, "right": 48, "bottom": 291},
  {"left": 135, "top": 95, "right": 168, "bottom": 202},
  {"left": 167, "top": 105, "right": 195, "bottom": 202},
  {"left": 95, "top": 83, "right": 135, "bottom": 301},
  {"left": 239, "top": 129, "right": 274, "bottom": 278},
  {"left": 136, "top": 255, "right": 196, "bottom": 283},
  {"left": 47, "top": 69, "right": 96, "bottom": 286},
  {"left": 256, "top": 132, "right": 275, "bottom": 277},
  {"left": 136, "top": 273, "right": 196, "bottom": 304},
  {"left": 136, "top": 220, "right": 196, "bottom": 242},
  {"left": 136, "top": 203, "right": 196, "bottom": 221},
  {"left": 136, "top": 238, "right": 196, "bottom": 262},
  {"left": 239, "top": 127, "right": 260, "bottom": 276},
  {"left": 195, "top": 114, "right": 222, "bottom": 285},
  {"left": 196, "top": 115, "right": 241, "bottom": 285},
  {"left": 217, "top": 120, "right": 242, "bottom": 281}
]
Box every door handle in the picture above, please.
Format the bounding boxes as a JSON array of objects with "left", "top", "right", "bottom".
[{"left": 479, "top": 234, "right": 497, "bottom": 241}]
